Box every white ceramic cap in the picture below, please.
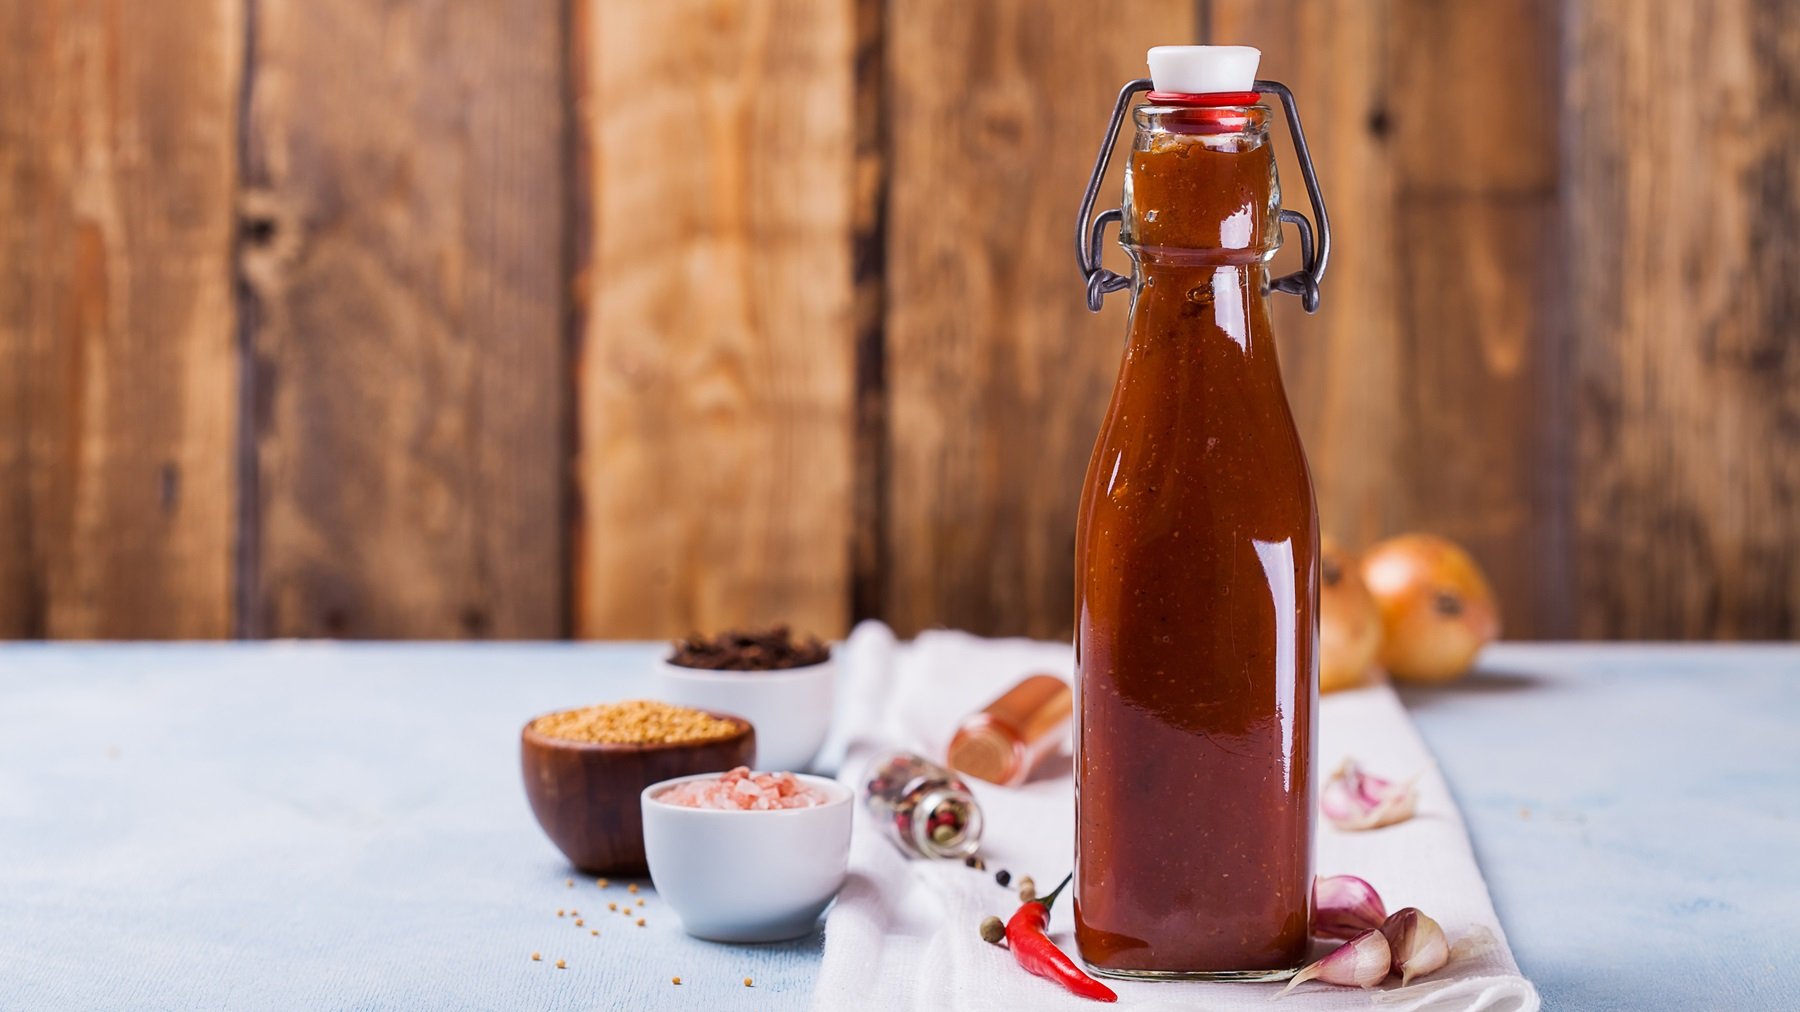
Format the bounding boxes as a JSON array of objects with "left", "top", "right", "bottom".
[{"left": 1147, "top": 45, "right": 1261, "bottom": 94}]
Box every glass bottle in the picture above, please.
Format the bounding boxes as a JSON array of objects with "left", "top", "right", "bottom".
[
  {"left": 1070, "top": 47, "right": 1330, "bottom": 981},
  {"left": 860, "top": 750, "right": 984, "bottom": 859},
  {"left": 947, "top": 674, "right": 1073, "bottom": 787}
]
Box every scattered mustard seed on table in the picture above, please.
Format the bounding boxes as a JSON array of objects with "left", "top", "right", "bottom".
[
  {"left": 636, "top": 899, "right": 644, "bottom": 907},
  {"left": 570, "top": 910, "right": 578, "bottom": 917},
  {"left": 636, "top": 918, "right": 646, "bottom": 927},
  {"left": 555, "top": 959, "right": 566, "bottom": 970},
  {"left": 531, "top": 953, "right": 541, "bottom": 962},
  {"left": 608, "top": 902, "right": 617, "bottom": 911},
  {"left": 557, "top": 909, "right": 564, "bottom": 917},
  {"left": 597, "top": 878, "right": 609, "bottom": 888},
  {"left": 574, "top": 919, "right": 584, "bottom": 927},
  {"left": 672, "top": 977, "right": 682, "bottom": 986},
  {"left": 744, "top": 977, "right": 754, "bottom": 988},
  {"left": 566, "top": 879, "right": 573, "bottom": 888},
  {"left": 628, "top": 884, "right": 639, "bottom": 894},
  {"left": 590, "top": 930, "right": 598, "bottom": 936}
]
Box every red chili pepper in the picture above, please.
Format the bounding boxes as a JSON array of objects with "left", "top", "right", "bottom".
[{"left": 1003, "top": 873, "right": 1117, "bottom": 1002}]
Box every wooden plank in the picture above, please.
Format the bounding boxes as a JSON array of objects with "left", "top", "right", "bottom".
[
  {"left": 243, "top": 0, "right": 567, "bottom": 637},
  {"left": 1566, "top": 0, "right": 1800, "bottom": 638},
  {"left": 883, "top": 0, "right": 1196, "bottom": 638},
  {"left": 1211, "top": 0, "right": 1568, "bottom": 638},
  {"left": 0, "top": 0, "right": 240, "bottom": 638},
  {"left": 1391, "top": 0, "right": 1568, "bottom": 639},
  {"left": 572, "top": 0, "right": 857, "bottom": 638}
]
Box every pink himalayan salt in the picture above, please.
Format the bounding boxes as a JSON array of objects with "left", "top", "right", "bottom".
[{"left": 659, "top": 767, "right": 829, "bottom": 811}]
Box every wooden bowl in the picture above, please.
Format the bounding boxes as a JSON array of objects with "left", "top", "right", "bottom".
[{"left": 521, "top": 711, "right": 755, "bottom": 875}]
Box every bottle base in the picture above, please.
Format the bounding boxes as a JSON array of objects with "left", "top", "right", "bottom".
[{"left": 1082, "top": 964, "right": 1300, "bottom": 983}]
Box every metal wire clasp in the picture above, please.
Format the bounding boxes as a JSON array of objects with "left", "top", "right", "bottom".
[{"left": 1074, "top": 78, "right": 1332, "bottom": 314}]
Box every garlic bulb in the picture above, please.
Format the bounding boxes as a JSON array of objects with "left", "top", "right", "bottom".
[
  {"left": 1381, "top": 907, "right": 1450, "bottom": 986},
  {"left": 1322, "top": 758, "right": 1419, "bottom": 831},
  {"left": 1313, "top": 874, "right": 1387, "bottom": 939},
  {"left": 1275, "top": 929, "right": 1392, "bottom": 998}
]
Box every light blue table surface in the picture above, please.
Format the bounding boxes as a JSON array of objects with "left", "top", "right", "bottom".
[{"left": 1, "top": 643, "right": 1795, "bottom": 1011}]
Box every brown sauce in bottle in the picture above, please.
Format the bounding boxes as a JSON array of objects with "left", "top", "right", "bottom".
[{"left": 1073, "top": 102, "right": 1318, "bottom": 977}]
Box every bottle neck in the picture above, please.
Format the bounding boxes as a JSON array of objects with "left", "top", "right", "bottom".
[
  {"left": 1130, "top": 264, "right": 1270, "bottom": 354},
  {"left": 1121, "top": 104, "right": 1282, "bottom": 265}
]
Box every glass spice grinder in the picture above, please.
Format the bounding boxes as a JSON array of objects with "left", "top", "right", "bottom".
[{"left": 1071, "top": 45, "right": 1331, "bottom": 981}]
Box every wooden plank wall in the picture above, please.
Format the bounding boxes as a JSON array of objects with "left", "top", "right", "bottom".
[
  {"left": 1, "top": 0, "right": 1794, "bottom": 641},
  {"left": 0, "top": 0, "right": 240, "bottom": 638}
]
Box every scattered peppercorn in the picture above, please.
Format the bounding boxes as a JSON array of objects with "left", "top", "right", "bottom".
[
  {"left": 1018, "top": 876, "right": 1037, "bottom": 903},
  {"left": 555, "top": 959, "right": 566, "bottom": 970},
  {"left": 979, "top": 916, "right": 1006, "bottom": 944},
  {"left": 995, "top": 870, "right": 1012, "bottom": 887},
  {"left": 964, "top": 854, "right": 987, "bottom": 871}
]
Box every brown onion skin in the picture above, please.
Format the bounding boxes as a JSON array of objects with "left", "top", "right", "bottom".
[
  {"left": 1360, "top": 534, "right": 1501, "bottom": 683},
  {"left": 1320, "top": 536, "right": 1383, "bottom": 693}
]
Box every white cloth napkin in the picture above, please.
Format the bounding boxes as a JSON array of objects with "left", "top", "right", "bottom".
[{"left": 813, "top": 623, "right": 1539, "bottom": 1012}]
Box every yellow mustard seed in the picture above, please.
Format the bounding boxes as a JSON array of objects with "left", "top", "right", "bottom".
[
  {"left": 744, "top": 977, "right": 754, "bottom": 987},
  {"left": 574, "top": 919, "right": 584, "bottom": 927},
  {"left": 590, "top": 929, "right": 598, "bottom": 936},
  {"left": 608, "top": 902, "right": 617, "bottom": 911},
  {"left": 556, "top": 959, "right": 566, "bottom": 969},
  {"left": 566, "top": 879, "right": 574, "bottom": 888},
  {"left": 529, "top": 701, "right": 739, "bottom": 746},
  {"left": 672, "top": 976, "right": 682, "bottom": 986},
  {"left": 597, "top": 878, "right": 609, "bottom": 888},
  {"left": 628, "top": 884, "right": 639, "bottom": 894},
  {"left": 531, "top": 952, "right": 541, "bottom": 961},
  {"left": 570, "top": 910, "right": 579, "bottom": 917},
  {"left": 636, "top": 918, "right": 646, "bottom": 927},
  {"left": 636, "top": 899, "right": 645, "bottom": 907},
  {"left": 557, "top": 909, "right": 565, "bottom": 917}
]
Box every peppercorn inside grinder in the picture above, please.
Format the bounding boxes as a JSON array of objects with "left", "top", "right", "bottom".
[{"left": 860, "top": 751, "right": 984, "bottom": 859}]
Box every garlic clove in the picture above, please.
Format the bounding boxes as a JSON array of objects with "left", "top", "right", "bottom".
[
  {"left": 1322, "top": 759, "right": 1419, "bottom": 831},
  {"left": 1274, "top": 929, "right": 1392, "bottom": 998},
  {"left": 1380, "top": 907, "right": 1450, "bottom": 986},
  {"left": 1313, "top": 874, "right": 1388, "bottom": 939}
]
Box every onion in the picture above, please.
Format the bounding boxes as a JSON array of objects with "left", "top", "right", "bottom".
[
  {"left": 1360, "top": 534, "right": 1501, "bottom": 683},
  {"left": 1319, "top": 536, "right": 1382, "bottom": 693}
]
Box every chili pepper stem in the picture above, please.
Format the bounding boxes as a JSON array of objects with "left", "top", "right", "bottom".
[{"left": 1037, "top": 873, "right": 1074, "bottom": 911}]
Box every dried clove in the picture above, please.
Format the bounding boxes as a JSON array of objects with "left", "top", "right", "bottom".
[
  {"left": 1275, "top": 929, "right": 1392, "bottom": 998},
  {"left": 1380, "top": 907, "right": 1450, "bottom": 986},
  {"left": 1322, "top": 759, "right": 1419, "bottom": 831},
  {"left": 1313, "top": 874, "right": 1388, "bottom": 939}
]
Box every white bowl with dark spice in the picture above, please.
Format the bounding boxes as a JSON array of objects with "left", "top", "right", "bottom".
[
  {"left": 652, "top": 627, "right": 835, "bottom": 772},
  {"left": 641, "top": 769, "right": 853, "bottom": 942}
]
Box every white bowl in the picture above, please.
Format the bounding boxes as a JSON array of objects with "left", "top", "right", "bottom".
[
  {"left": 640, "top": 772, "right": 853, "bottom": 942},
  {"left": 652, "top": 658, "right": 835, "bottom": 772}
]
